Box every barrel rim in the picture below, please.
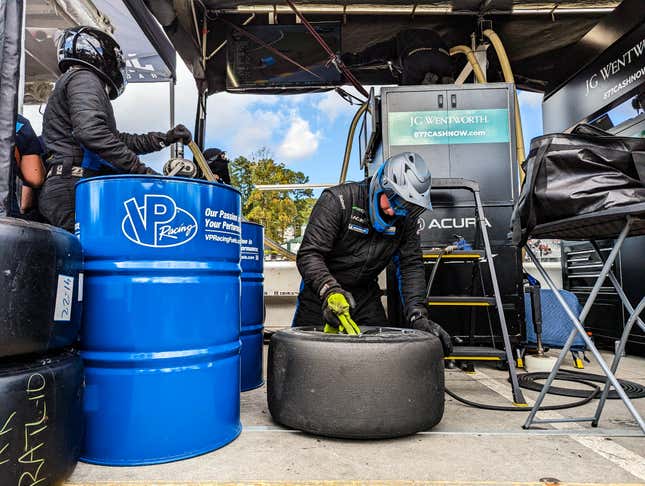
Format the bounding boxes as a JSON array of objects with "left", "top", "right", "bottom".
[
  {"left": 75, "top": 174, "right": 242, "bottom": 196},
  {"left": 242, "top": 220, "right": 264, "bottom": 229},
  {"left": 79, "top": 423, "right": 242, "bottom": 466}
]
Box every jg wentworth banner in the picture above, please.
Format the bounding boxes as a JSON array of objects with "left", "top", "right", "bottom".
[{"left": 388, "top": 109, "right": 510, "bottom": 146}]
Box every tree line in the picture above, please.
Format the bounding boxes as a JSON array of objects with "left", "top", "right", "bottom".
[{"left": 230, "top": 149, "right": 316, "bottom": 243}]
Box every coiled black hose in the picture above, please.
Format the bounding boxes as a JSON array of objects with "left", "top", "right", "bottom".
[
  {"left": 517, "top": 370, "right": 645, "bottom": 399},
  {"left": 446, "top": 371, "right": 598, "bottom": 411},
  {"left": 445, "top": 370, "right": 645, "bottom": 411}
]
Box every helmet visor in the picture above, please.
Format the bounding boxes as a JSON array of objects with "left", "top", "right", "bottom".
[
  {"left": 387, "top": 193, "right": 427, "bottom": 219},
  {"left": 117, "top": 52, "right": 128, "bottom": 93}
]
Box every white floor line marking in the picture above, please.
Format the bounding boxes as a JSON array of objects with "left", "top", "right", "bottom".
[
  {"left": 470, "top": 370, "right": 645, "bottom": 481},
  {"left": 242, "top": 424, "right": 643, "bottom": 437}
]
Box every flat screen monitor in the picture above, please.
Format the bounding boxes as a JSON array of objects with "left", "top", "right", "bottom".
[{"left": 227, "top": 23, "right": 342, "bottom": 91}]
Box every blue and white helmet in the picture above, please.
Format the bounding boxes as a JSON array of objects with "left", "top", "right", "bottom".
[{"left": 368, "top": 152, "right": 432, "bottom": 232}]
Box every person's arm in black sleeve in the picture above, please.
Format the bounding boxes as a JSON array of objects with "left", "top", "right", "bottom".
[
  {"left": 117, "top": 124, "right": 192, "bottom": 155},
  {"left": 66, "top": 70, "right": 151, "bottom": 174},
  {"left": 396, "top": 216, "right": 428, "bottom": 323},
  {"left": 296, "top": 190, "right": 343, "bottom": 300},
  {"left": 117, "top": 131, "right": 165, "bottom": 155}
]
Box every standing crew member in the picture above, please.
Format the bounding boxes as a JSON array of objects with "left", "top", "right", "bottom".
[
  {"left": 2, "top": 114, "right": 46, "bottom": 218},
  {"left": 39, "top": 26, "right": 192, "bottom": 232},
  {"left": 294, "top": 152, "right": 452, "bottom": 355},
  {"left": 203, "top": 148, "right": 231, "bottom": 184}
]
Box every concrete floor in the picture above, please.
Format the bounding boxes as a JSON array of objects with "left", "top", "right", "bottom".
[{"left": 65, "top": 347, "right": 645, "bottom": 485}]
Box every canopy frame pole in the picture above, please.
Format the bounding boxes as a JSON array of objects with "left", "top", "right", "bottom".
[
  {"left": 169, "top": 78, "right": 179, "bottom": 158},
  {"left": 194, "top": 89, "right": 207, "bottom": 151},
  {"left": 193, "top": 8, "right": 208, "bottom": 151},
  {"left": 18, "top": 0, "right": 26, "bottom": 113},
  {"left": 284, "top": 0, "right": 369, "bottom": 99}
]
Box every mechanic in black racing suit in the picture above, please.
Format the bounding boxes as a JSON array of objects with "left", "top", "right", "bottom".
[
  {"left": 39, "top": 26, "right": 192, "bottom": 232},
  {"left": 294, "top": 152, "right": 452, "bottom": 355}
]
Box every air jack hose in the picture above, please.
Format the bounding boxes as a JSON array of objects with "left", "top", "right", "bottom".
[
  {"left": 445, "top": 374, "right": 599, "bottom": 412},
  {"left": 482, "top": 29, "right": 526, "bottom": 180},
  {"left": 449, "top": 46, "right": 486, "bottom": 84},
  {"left": 446, "top": 370, "right": 645, "bottom": 411},
  {"left": 340, "top": 103, "right": 368, "bottom": 183},
  {"left": 187, "top": 140, "right": 216, "bottom": 182},
  {"left": 518, "top": 370, "right": 645, "bottom": 400}
]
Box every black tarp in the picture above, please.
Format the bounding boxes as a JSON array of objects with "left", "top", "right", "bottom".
[
  {"left": 0, "top": 1, "right": 23, "bottom": 216},
  {"left": 511, "top": 125, "right": 645, "bottom": 246}
]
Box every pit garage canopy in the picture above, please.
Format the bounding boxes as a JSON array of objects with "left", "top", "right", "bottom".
[
  {"left": 25, "top": 0, "right": 176, "bottom": 104},
  {"left": 135, "top": 0, "right": 629, "bottom": 95},
  {"left": 2, "top": 0, "right": 177, "bottom": 217}
]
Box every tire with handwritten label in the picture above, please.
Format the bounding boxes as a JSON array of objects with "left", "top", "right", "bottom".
[
  {"left": 0, "top": 218, "right": 82, "bottom": 358},
  {"left": 267, "top": 326, "right": 444, "bottom": 439},
  {"left": 0, "top": 350, "right": 83, "bottom": 485}
]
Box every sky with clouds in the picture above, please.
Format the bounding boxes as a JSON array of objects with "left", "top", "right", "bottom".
[{"left": 24, "top": 58, "right": 549, "bottom": 183}]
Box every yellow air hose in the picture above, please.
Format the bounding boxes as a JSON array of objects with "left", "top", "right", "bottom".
[
  {"left": 449, "top": 45, "right": 487, "bottom": 84},
  {"left": 482, "top": 29, "right": 527, "bottom": 179},
  {"left": 340, "top": 103, "right": 368, "bottom": 183},
  {"left": 187, "top": 140, "right": 217, "bottom": 182}
]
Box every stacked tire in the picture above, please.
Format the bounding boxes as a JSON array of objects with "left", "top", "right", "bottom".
[{"left": 0, "top": 218, "right": 84, "bottom": 485}]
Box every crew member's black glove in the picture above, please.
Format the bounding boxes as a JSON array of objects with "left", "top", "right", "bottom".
[
  {"left": 164, "top": 124, "right": 192, "bottom": 145},
  {"left": 410, "top": 313, "right": 453, "bottom": 356}
]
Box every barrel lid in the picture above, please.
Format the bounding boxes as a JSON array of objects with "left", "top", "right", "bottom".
[{"left": 75, "top": 174, "right": 241, "bottom": 196}]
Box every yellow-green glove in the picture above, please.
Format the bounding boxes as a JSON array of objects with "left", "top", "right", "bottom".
[{"left": 322, "top": 290, "right": 361, "bottom": 335}]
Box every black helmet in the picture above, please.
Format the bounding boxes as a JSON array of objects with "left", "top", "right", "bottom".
[
  {"left": 203, "top": 148, "right": 231, "bottom": 184},
  {"left": 57, "top": 26, "right": 127, "bottom": 99},
  {"left": 203, "top": 148, "right": 227, "bottom": 161}
]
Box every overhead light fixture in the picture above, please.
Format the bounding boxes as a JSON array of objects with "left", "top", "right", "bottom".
[
  {"left": 231, "top": 4, "right": 453, "bottom": 15},
  {"left": 512, "top": 3, "right": 618, "bottom": 15},
  {"left": 229, "top": 3, "right": 617, "bottom": 16}
]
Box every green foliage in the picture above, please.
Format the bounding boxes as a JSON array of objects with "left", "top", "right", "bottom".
[{"left": 230, "top": 149, "right": 316, "bottom": 242}]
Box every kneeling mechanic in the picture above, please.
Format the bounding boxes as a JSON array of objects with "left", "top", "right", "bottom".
[{"left": 294, "top": 152, "right": 452, "bottom": 355}]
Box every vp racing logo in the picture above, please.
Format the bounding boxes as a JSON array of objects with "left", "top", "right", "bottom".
[{"left": 122, "top": 194, "right": 198, "bottom": 248}]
